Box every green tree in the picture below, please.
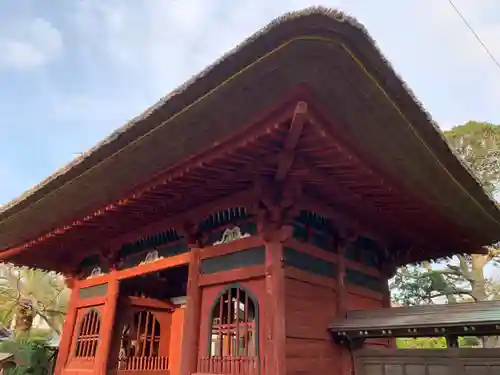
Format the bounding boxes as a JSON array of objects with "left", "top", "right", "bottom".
[
  {"left": 0, "top": 264, "right": 69, "bottom": 336},
  {"left": 0, "top": 337, "right": 54, "bottom": 375},
  {"left": 391, "top": 121, "right": 500, "bottom": 347},
  {"left": 396, "top": 336, "right": 479, "bottom": 349},
  {"left": 446, "top": 121, "right": 500, "bottom": 196}
]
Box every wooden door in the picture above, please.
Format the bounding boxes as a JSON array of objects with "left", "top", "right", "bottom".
[{"left": 66, "top": 305, "right": 104, "bottom": 371}]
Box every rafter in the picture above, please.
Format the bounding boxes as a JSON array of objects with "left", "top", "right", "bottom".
[
  {"left": 293, "top": 155, "right": 442, "bottom": 251},
  {"left": 275, "top": 101, "right": 308, "bottom": 182},
  {"left": 305, "top": 104, "right": 478, "bottom": 248}
]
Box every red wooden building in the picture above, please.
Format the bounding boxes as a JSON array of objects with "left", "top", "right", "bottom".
[{"left": 1, "top": 8, "right": 500, "bottom": 375}]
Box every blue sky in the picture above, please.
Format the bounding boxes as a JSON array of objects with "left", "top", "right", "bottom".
[{"left": 1, "top": 0, "right": 500, "bottom": 204}]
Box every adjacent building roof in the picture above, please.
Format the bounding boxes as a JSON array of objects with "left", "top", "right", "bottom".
[
  {"left": 329, "top": 301, "right": 500, "bottom": 339},
  {"left": 1, "top": 7, "right": 500, "bottom": 266},
  {"left": 0, "top": 328, "right": 13, "bottom": 342},
  {"left": 0, "top": 353, "right": 14, "bottom": 364}
]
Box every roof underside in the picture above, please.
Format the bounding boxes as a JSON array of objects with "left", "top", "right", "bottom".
[
  {"left": 329, "top": 301, "right": 500, "bottom": 339},
  {"left": 1, "top": 7, "right": 500, "bottom": 270}
]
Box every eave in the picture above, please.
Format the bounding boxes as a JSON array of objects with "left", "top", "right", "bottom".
[
  {"left": 1, "top": 8, "right": 499, "bottom": 269},
  {"left": 0, "top": 99, "right": 486, "bottom": 271},
  {"left": 329, "top": 301, "right": 500, "bottom": 340}
]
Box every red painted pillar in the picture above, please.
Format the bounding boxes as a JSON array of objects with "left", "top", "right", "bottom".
[
  {"left": 263, "top": 230, "right": 286, "bottom": 375},
  {"left": 54, "top": 277, "right": 79, "bottom": 375},
  {"left": 337, "top": 244, "right": 347, "bottom": 316},
  {"left": 337, "top": 239, "right": 353, "bottom": 375},
  {"left": 95, "top": 272, "right": 119, "bottom": 375},
  {"left": 382, "top": 264, "right": 395, "bottom": 349},
  {"left": 179, "top": 243, "right": 202, "bottom": 375}
]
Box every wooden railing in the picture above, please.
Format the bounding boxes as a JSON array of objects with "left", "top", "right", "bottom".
[
  {"left": 118, "top": 356, "right": 168, "bottom": 371},
  {"left": 198, "top": 356, "right": 258, "bottom": 375}
]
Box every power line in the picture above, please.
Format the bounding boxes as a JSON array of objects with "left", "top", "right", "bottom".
[{"left": 447, "top": 0, "right": 500, "bottom": 71}]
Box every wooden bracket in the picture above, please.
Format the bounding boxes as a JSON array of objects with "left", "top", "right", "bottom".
[
  {"left": 253, "top": 177, "right": 303, "bottom": 239},
  {"left": 101, "top": 246, "right": 121, "bottom": 271},
  {"left": 275, "top": 101, "right": 308, "bottom": 182},
  {"left": 333, "top": 333, "right": 366, "bottom": 351},
  {"left": 182, "top": 221, "right": 202, "bottom": 248},
  {"left": 63, "top": 275, "right": 77, "bottom": 289}
]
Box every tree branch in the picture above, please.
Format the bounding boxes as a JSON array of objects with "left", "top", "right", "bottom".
[{"left": 36, "top": 311, "right": 61, "bottom": 335}]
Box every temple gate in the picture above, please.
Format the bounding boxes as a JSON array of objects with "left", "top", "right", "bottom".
[{"left": 1, "top": 7, "right": 500, "bottom": 375}]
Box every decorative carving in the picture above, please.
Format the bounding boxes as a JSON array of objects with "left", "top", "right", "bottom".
[
  {"left": 87, "top": 266, "right": 103, "bottom": 279},
  {"left": 213, "top": 226, "right": 250, "bottom": 245},
  {"left": 139, "top": 250, "right": 163, "bottom": 265}
]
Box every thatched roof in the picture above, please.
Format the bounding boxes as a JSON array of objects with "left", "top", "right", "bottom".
[
  {"left": 1, "top": 7, "right": 500, "bottom": 255},
  {"left": 0, "top": 353, "right": 14, "bottom": 364}
]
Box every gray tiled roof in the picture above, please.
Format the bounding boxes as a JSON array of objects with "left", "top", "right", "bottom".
[{"left": 329, "top": 300, "right": 500, "bottom": 335}]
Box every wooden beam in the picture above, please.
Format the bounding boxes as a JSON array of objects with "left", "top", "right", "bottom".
[
  {"left": 127, "top": 296, "right": 176, "bottom": 310},
  {"left": 305, "top": 103, "right": 478, "bottom": 251},
  {"left": 346, "top": 284, "right": 384, "bottom": 301},
  {"left": 283, "top": 238, "right": 382, "bottom": 278},
  {"left": 53, "top": 278, "right": 80, "bottom": 375},
  {"left": 446, "top": 335, "right": 459, "bottom": 348},
  {"left": 337, "top": 240, "right": 348, "bottom": 317},
  {"left": 275, "top": 101, "right": 308, "bottom": 182},
  {"left": 263, "top": 229, "right": 287, "bottom": 375},
  {"left": 108, "top": 189, "right": 257, "bottom": 251},
  {"left": 73, "top": 152, "right": 273, "bottom": 256},
  {"left": 284, "top": 266, "right": 337, "bottom": 289},
  {"left": 295, "top": 155, "right": 437, "bottom": 251},
  {"left": 119, "top": 152, "right": 278, "bottom": 224},
  {"left": 119, "top": 90, "right": 301, "bottom": 203},
  {"left": 116, "top": 252, "right": 190, "bottom": 281},
  {"left": 199, "top": 264, "right": 265, "bottom": 286},
  {"left": 75, "top": 296, "right": 106, "bottom": 308},
  {"left": 381, "top": 258, "right": 395, "bottom": 310},
  {"left": 94, "top": 272, "right": 119, "bottom": 375},
  {"left": 200, "top": 235, "right": 264, "bottom": 260},
  {"left": 53, "top": 189, "right": 256, "bottom": 270},
  {"left": 298, "top": 193, "right": 389, "bottom": 248},
  {"left": 4, "top": 92, "right": 299, "bottom": 250},
  {"left": 179, "top": 239, "right": 202, "bottom": 375},
  {"left": 78, "top": 273, "right": 112, "bottom": 289}
]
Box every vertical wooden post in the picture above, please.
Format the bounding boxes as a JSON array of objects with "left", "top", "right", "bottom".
[
  {"left": 446, "top": 335, "right": 459, "bottom": 348},
  {"left": 54, "top": 277, "right": 79, "bottom": 375},
  {"left": 95, "top": 272, "right": 120, "bottom": 375},
  {"left": 337, "top": 237, "right": 353, "bottom": 375},
  {"left": 336, "top": 242, "right": 347, "bottom": 316},
  {"left": 381, "top": 258, "right": 394, "bottom": 309},
  {"left": 180, "top": 237, "right": 202, "bottom": 375},
  {"left": 381, "top": 261, "right": 395, "bottom": 349},
  {"left": 263, "top": 229, "right": 286, "bottom": 375}
]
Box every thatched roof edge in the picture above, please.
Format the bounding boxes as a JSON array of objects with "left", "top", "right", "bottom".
[{"left": 0, "top": 6, "right": 497, "bottom": 233}]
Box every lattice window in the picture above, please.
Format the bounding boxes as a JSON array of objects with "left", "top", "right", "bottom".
[
  {"left": 199, "top": 286, "right": 258, "bottom": 374},
  {"left": 118, "top": 310, "right": 168, "bottom": 371},
  {"left": 74, "top": 309, "right": 101, "bottom": 358}
]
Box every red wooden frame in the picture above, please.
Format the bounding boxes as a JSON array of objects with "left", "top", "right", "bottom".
[
  {"left": 74, "top": 309, "right": 101, "bottom": 359},
  {"left": 38, "top": 86, "right": 470, "bottom": 375}
]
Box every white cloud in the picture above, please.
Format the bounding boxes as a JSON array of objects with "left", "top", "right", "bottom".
[
  {"left": 69, "top": 0, "right": 334, "bottom": 94},
  {"left": 0, "top": 18, "right": 63, "bottom": 70},
  {"left": 19, "top": 0, "right": 499, "bottom": 134}
]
